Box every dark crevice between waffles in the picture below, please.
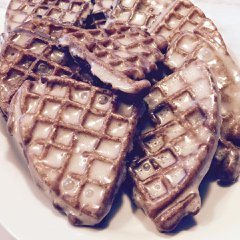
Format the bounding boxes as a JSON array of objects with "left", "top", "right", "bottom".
[
  {"left": 126, "top": 103, "right": 153, "bottom": 167},
  {"left": 85, "top": 11, "right": 107, "bottom": 29},
  {"left": 84, "top": 0, "right": 114, "bottom": 29},
  {"left": 145, "top": 62, "right": 173, "bottom": 85}
]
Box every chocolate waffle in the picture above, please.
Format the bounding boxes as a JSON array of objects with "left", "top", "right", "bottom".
[
  {"left": 0, "top": 19, "right": 84, "bottom": 117},
  {"left": 165, "top": 30, "right": 240, "bottom": 183},
  {"left": 129, "top": 60, "right": 221, "bottom": 231},
  {"left": 14, "top": 17, "right": 81, "bottom": 39},
  {"left": 5, "top": 0, "right": 93, "bottom": 33},
  {"left": 7, "top": 76, "right": 141, "bottom": 225},
  {"left": 0, "top": 19, "right": 166, "bottom": 112},
  {"left": 108, "top": 0, "right": 174, "bottom": 30},
  {"left": 149, "top": 0, "right": 226, "bottom": 49},
  {"left": 59, "top": 24, "right": 167, "bottom": 94}
]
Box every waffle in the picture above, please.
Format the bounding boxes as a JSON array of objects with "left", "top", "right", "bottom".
[
  {"left": 14, "top": 18, "right": 81, "bottom": 39},
  {"left": 149, "top": 0, "right": 226, "bottom": 49},
  {"left": 107, "top": 0, "right": 174, "bottom": 30},
  {"left": 59, "top": 24, "right": 167, "bottom": 94},
  {"left": 5, "top": 0, "right": 93, "bottom": 33},
  {"left": 129, "top": 60, "right": 221, "bottom": 231},
  {"left": 0, "top": 20, "right": 84, "bottom": 117},
  {"left": 165, "top": 30, "right": 240, "bottom": 183},
  {"left": 7, "top": 76, "right": 141, "bottom": 225}
]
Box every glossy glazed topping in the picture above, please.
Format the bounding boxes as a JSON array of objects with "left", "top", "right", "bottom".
[
  {"left": 165, "top": 31, "right": 240, "bottom": 147},
  {"left": 93, "top": 0, "right": 114, "bottom": 14},
  {"left": 8, "top": 76, "right": 140, "bottom": 225},
  {"left": 0, "top": 22, "right": 82, "bottom": 116},
  {"left": 149, "top": 0, "right": 226, "bottom": 50},
  {"left": 6, "top": 0, "right": 92, "bottom": 33},
  {"left": 130, "top": 60, "right": 220, "bottom": 231},
  {"left": 108, "top": 0, "right": 174, "bottom": 30},
  {"left": 153, "top": 0, "right": 240, "bottom": 184},
  {"left": 59, "top": 24, "right": 167, "bottom": 94}
]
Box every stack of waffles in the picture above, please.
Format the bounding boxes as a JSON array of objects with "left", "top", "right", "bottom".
[{"left": 0, "top": 0, "right": 239, "bottom": 232}]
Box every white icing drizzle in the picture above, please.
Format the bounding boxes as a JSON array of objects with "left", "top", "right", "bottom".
[
  {"left": 161, "top": 76, "right": 185, "bottom": 96},
  {"left": 116, "top": 103, "right": 134, "bottom": 117},
  {"left": 49, "top": 85, "right": 67, "bottom": 97},
  {"left": 63, "top": 12, "right": 77, "bottom": 23},
  {"left": 91, "top": 61, "right": 149, "bottom": 94},
  {"left": 29, "top": 40, "right": 47, "bottom": 54},
  {"left": 31, "top": 81, "right": 46, "bottom": 95},
  {"left": 144, "top": 135, "right": 164, "bottom": 153},
  {"left": 96, "top": 139, "right": 121, "bottom": 159},
  {"left": 131, "top": 12, "right": 147, "bottom": 26},
  {"left": 155, "top": 150, "right": 176, "bottom": 168},
  {"left": 173, "top": 92, "right": 195, "bottom": 112},
  {"left": 42, "top": 101, "right": 61, "bottom": 119},
  {"left": 144, "top": 88, "right": 164, "bottom": 109},
  {"left": 9, "top": 90, "right": 23, "bottom": 144},
  {"left": 155, "top": 106, "right": 174, "bottom": 126},
  {"left": 84, "top": 113, "right": 105, "bottom": 131},
  {"left": 68, "top": 154, "right": 89, "bottom": 175},
  {"left": 26, "top": 98, "right": 39, "bottom": 114},
  {"left": 93, "top": 94, "right": 112, "bottom": 111},
  {"left": 107, "top": 119, "right": 128, "bottom": 137},
  {"left": 145, "top": 179, "right": 167, "bottom": 199},
  {"left": 174, "top": 135, "right": 199, "bottom": 157},
  {"left": 74, "top": 134, "right": 98, "bottom": 153},
  {"left": 61, "top": 107, "right": 82, "bottom": 125},
  {"left": 12, "top": 32, "right": 31, "bottom": 47},
  {"left": 71, "top": 89, "right": 90, "bottom": 105},
  {"left": 28, "top": 143, "right": 44, "bottom": 157},
  {"left": 89, "top": 160, "right": 114, "bottom": 184},
  {"left": 165, "top": 123, "right": 185, "bottom": 141},
  {"left": 80, "top": 183, "right": 105, "bottom": 209},
  {"left": 166, "top": 168, "right": 186, "bottom": 187},
  {"left": 148, "top": 0, "right": 181, "bottom": 33},
  {"left": 32, "top": 122, "right": 52, "bottom": 140},
  {"left": 55, "top": 128, "right": 74, "bottom": 146},
  {"left": 12, "top": 12, "right": 27, "bottom": 22},
  {"left": 41, "top": 148, "right": 67, "bottom": 168},
  {"left": 58, "top": 1, "right": 70, "bottom": 9},
  {"left": 60, "top": 176, "right": 80, "bottom": 196},
  {"left": 135, "top": 161, "right": 156, "bottom": 181}
]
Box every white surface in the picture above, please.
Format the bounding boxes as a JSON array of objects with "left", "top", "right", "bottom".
[
  {"left": 0, "top": 0, "right": 240, "bottom": 240},
  {"left": 0, "top": 225, "right": 15, "bottom": 240}
]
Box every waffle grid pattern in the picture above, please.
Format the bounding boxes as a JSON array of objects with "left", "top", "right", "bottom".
[
  {"left": 165, "top": 31, "right": 233, "bottom": 89},
  {"left": 130, "top": 61, "right": 217, "bottom": 209},
  {"left": 18, "top": 77, "right": 138, "bottom": 217},
  {"left": 0, "top": 26, "right": 81, "bottom": 115},
  {"left": 165, "top": 31, "right": 240, "bottom": 184},
  {"left": 149, "top": 0, "right": 225, "bottom": 48},
  {"left": 6, "top": 0, "right": 92, "bottom": 32},
  {"left": 109, "top": 0, "right": 173, "bottom": 29},
  {"left": 64, "top": 24, "right": 166, "bottom": 79},
  {"left": 16, "top": 18, "right": 81, "bottom": 39}
]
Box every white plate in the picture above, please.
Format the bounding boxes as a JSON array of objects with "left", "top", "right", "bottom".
[{"left": 0, "top": 0, "right": 240, "bottom": 240}]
